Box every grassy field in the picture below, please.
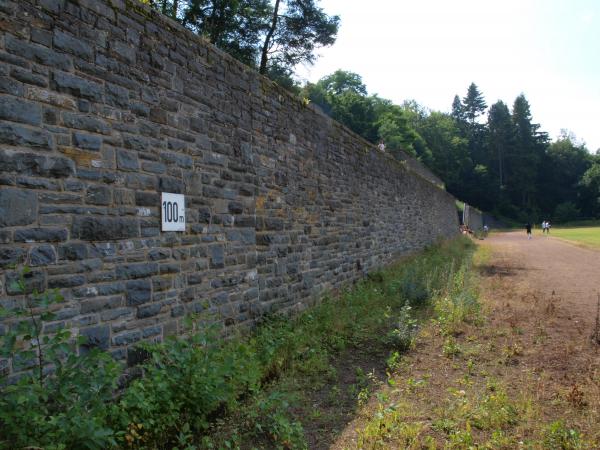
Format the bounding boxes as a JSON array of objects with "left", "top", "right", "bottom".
[{"left": 548, "top": 226, "right": 600, "bottom": 248}]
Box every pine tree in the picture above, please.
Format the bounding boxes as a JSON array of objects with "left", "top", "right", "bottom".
[
  {"left": 510, "top": 94, "right": 547, "bottom": 210},
  {"left": 487, "top": 100, "right": 514, "bottom": 189},
  {"left": 462, "top": 83, "right": 487, "bottom": 125},
  {"left": 451, "top": 95, "right": 465, "bottom": 123}
]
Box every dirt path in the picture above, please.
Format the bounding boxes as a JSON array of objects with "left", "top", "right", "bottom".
[
  {"left": 484, "top": 232, "right": 600, "bottom": 377},
  {"left": 331, "top": 232, "right": 600, "bottom": 449},
  {"left": 486, "top": 231, "right": 600, "bottom": 332}
]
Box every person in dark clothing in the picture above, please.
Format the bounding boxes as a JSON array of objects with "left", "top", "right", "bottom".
[{"left": 525, "top": 222, "right": 532, "bottom": 239}]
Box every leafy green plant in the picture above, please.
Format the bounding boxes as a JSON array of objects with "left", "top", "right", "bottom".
[
  {"left": 386, "top": 350, "right": 402, "bottom": 371},
  {"left": 0, "top": 268, "right": 121, "bottom": 450},
  {"left": 385, "top": 304, "right": 418, "bottom": 351},
  {"left": 442, "top": 336, "right": 461, "bottom": 357},
  {"left": 116, "top": 322, "right": 262, "bottom": 448},
  {"left": 395, "top": 267, "right": 430, "bottom": 305},
  {"left": 247, "top": 392, "right": 306, "bottom": 450},
  {"left": 543, "top": 421, "right": 583, "bottom": 450}
]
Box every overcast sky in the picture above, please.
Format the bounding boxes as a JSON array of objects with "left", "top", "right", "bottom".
[{"left": 296, "top": 0, "right": 600, "bottom": 152}]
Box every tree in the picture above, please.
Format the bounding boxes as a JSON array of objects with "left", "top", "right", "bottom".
[
  {"left": 258, "top": 0, "right": 339, "bottom": 75},
  {"left": 509, "top": 94, "right": 548, "bottom": 211},
  {"left": 417, "top": 111, "right": 470, "bottom": 193},
  {"left": 462, "top": 83, "right": 487, "bottom": 125},
  {"left": 328, "top": 91, "right": 378, "bottom": 142},
  {"left": 182, "top": 0, "right": 271, "bottom": 66},
  {"left": 316, "top": 70, "right": 367, "bottom": 96},
  {"left": 487, "top": 100, "right": 514, "bottom": 189},
  {"left": 460, "top": 84, "right": 488, "bottom": 187},
  {"left": 147, "top": 0, "right": 339, "bottom": 88},
  {"left": 580, "top": 163, "right": 600, "bottom": 217},
  {"left": 141, "top": 0, "right": 183, "bottom": 19},
  {"left": 373, "top": 99, "right": 427, "bottom": 158},
  {"left": 451, "top": 94, "right": 465, "bottom": 123}
]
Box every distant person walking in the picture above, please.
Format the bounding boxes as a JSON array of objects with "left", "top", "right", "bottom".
[
  {"left": 545, "top": 220, "right": 551, "bottom": 234},
  {"left": 526, "top": 222, "right": 532, "bottom": 239}
]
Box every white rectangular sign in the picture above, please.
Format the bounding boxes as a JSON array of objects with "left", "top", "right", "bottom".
[{"left": 161, "top": 192, "right": 185, "bottom": 231}]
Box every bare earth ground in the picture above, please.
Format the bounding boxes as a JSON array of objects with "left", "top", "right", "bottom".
[
  {"left": 329, "top": 232, "right": 600, "bottom": 449},
  {"left": 481, "top": 232, "right": 600, "bottom": 375}
]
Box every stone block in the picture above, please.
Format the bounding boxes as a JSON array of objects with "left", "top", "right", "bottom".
[
  {"left": 0, "top": 76, "right": 24, "bottom": 96},
  {"left": 171, "top": 304, "right": 185, "bottom": 317},
  {"left": 5, "top": 36, "right": 73, "bottom": 71},
  {"left": 100, "top": 307, "right": 132, "bottom": 321},
  {"left": 85, "top": 185, "right": 111, "bottom": 205},
  {"left": 0, "top": 188, "right": 37, "bottom": 226},
  {"left": 26, "top": 87, "right": 77, "bottom": 110},
  {"left": 148, "top": 248, "right": 170, "bottom": 261},
  {"left": 72, "top": 132, "right": 102, "bottom": 151},
  {"left": 0, "top": 96, "right": 42, "bottom": 126},
  {"left": 72, "top": 216, "right": 139, "bottom": 241},
  {"left": 62, "top": 112, "right": 110, "bottom": 134},
  {"left": 112, "top": 330, "right": 142, "bottom": 347},
  {"left": 159, "top": 176, "right": 183, "bottom": 193},
  {"left": 80, "top": 296, "right": 122, "bottom": 314},
  {"left": 142, "top": 325, "right": 161, "bottom": 338},
  {"left": 134, "top": 191, "right": 158, "bottom": 206},
  {"left": 129, "top": 101, "right": 149, "bottom": 117},
  {"left": 10, "top": 68, "right": 47, "bottom": 87},
  {"left": 14, "top": 227, "right": 68, "bottom": 242},
  {"left": 106, "top": 83, "right": 129, "bottom": 108},
  {"left": 111, "top": 40, "right": 135, "bottom": 64},
  {"left": 137, "top": 302, "right": 162, "bottom": 319},
  {"left": 149, "top": 107, "right": 167, "bottom": 124},
  {"left": 126, "top": 279, "right": 152, "bottom": 306},
  {"left": 5, "top": 269, "right": 45, "bottom": 295},
  {"left": 48, "top": 274, "right": 86, "bottom": 288},
  {"left": 53, "top": 72, "right": 103, "bottom": 102},
  {"left": 209, "top": 244, "right": 224, "bottom": 269},
  {"left": 31, "top": 28, "right": 53, "bottom": 47},
  {"left": 53, "top": 30, "right": 93, "bottom": 60},
  {"left": 118, "top": 262, "right": 158, "bottom": 279},
  {"left": 116, "top": 149, "right": 139, "bottom": 171},
  {"left": 28, "top": 244, "right": 56, "bottom": 266},
  {"left": 58, "top": 243, "right": 88, "bottom": 260},
  {"left": 0, "top": 247, "right": 26, "bottom": 268},
  {"left": 80, "top": 325, "right": 110, "bottom": 350}
]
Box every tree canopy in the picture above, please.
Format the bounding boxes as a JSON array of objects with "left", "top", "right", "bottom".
[{"left": 144, "top": 0, "right": 339, "bottom": 86}]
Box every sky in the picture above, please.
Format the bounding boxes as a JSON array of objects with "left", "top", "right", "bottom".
[{"left": 296, "top": 0, "right": 600, "bottom": 152}]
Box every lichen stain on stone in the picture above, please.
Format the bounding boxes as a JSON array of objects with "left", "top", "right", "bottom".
[
  {"left": 255, "top": 195, "right": 267, "bottom": 211},
  {"left": 58, "top": 147, "right": 97, "bottom": 167}
]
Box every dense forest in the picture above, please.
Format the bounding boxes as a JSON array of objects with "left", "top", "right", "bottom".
[
  {"left": 145, "top": 0, "right": 600, "bottom": 223},
  {"left": 304, "top": 76, "right": 600, "bottom": 223}
]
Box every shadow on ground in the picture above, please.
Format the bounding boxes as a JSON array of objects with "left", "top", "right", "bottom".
[{"left": 479, "top": 263, "right": 528, "bottom": 277}]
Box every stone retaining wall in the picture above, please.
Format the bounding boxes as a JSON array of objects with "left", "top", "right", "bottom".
[{"left": 0, "top": 0, "right": 458, "bottom": 373}]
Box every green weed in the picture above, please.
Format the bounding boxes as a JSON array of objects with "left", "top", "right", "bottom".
[{"left": 542, "top": 421, "right": 583, "bottom": 450}]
